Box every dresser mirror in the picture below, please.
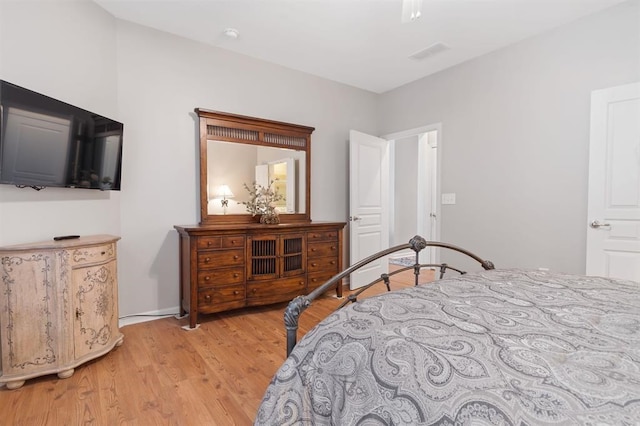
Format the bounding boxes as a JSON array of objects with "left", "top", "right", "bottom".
[{"left": 197, "top": 109, "right": 313, "bottom": 224}]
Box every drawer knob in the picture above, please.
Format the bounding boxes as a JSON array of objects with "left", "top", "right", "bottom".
[
  {"left": 311, "top": 263, "right": 317, "bottom": 267},
  {"left": 331, "top": 260, "right": 336, "bottom": 265},
  {"left": 101, "top": 251, "right": 106, "bottom": 255},
  {"left": 299, "top": 281, "right": 304, "bottom": 286},
  {"left": 205, "top": 257, "right": 211, "bottom": 263},
  {"left": 207, "top": 241, "right": 212, "bottom": 246},
  {"left": 252, "top": 288, "right": 257, "bottom": 293},
  {"left": 204, "top": 295, "right": 211, "bottom": 302},
  {"left": 331, "top": 246, "right": 336, "bottom": 250},
  {"left": 205, "top": 276, "right": 210, "bottom": 281},
  {"left": 233, "top": 255, "right": 239, "bottom": 260},
  {"left": 233, "top": 273, "right": 239, "bottom": 278},
  {"left": 233, "top": 290, "right": 239, "bottom": 295},
  {"left": 311, "top": 248, "right": 316, "bottom": 252}
]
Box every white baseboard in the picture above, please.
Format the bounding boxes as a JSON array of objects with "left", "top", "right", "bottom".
[{"left": 119, "top": 305, "right": 180, "bottom": 327}]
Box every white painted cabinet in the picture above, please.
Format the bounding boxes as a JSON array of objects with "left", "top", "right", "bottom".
[{"left": 0, "top": 235, "right": 123, "bottom": 389}]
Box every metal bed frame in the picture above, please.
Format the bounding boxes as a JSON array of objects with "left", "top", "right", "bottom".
[{"left": 284, "top": 235, "right": 495, "bottom": 356}]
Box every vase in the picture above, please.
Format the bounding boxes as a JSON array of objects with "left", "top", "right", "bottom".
[{"left": 260, "top": 213, "right": 280, "bottom": 224}]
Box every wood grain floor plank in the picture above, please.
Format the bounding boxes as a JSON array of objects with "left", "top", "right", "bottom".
[{"left": 0, "top": 267, "right": 426, "bottom": 425}]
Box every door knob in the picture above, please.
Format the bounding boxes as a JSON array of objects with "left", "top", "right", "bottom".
[
  {"left": 349, "top": 216, "right": 361, "bottom": 221},
  {"left": 590, "top": 220, "right": 611, "bottom": 229}
]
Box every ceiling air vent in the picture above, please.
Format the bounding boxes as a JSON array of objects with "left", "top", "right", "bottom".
[{"left": 408, "top": 42, "right": 450, "bottom": 60}]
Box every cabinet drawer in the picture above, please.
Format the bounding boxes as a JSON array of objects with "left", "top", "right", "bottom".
[
  {"left": 307, "top": 241, "right": 339, "bottom": 258},
  {"left": 71, "top": 243, "right": 115, "bottom": 266},
  {"left": 307, "top": 230, "right": 338, "bottom": 242},
  {"left": 197, "top": 235, "right": 245, "bottom": 250},
  {"left": 307, "top": 256, "right": 339, "bottom": 273},
  {"left": 197, "top": 249, "right": 244, "bottom": 269},
  {"left": 198, "top": 284, "right": 245, "bottom": 309},
  {"left": 247, "top": 276, "right": 306, "bottom": 301},
  {"left": 198, "top": 267, "right": 244, "bottom": 288},
  {"left": 308, "top": 270, "right": 338, "bottom": 290}
]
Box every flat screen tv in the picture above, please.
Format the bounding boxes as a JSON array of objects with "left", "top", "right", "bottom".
[{"left": 0, "top": 80, "right": 123, "bottom": 191}]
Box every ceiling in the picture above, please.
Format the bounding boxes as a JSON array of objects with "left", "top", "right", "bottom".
[{"left": 93, "top": 0, "right": 627, "bottom": 94}]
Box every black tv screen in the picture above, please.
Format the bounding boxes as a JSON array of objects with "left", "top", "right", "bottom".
[{"left": 0, "top": 80, "right": 123, "bottom": 191}]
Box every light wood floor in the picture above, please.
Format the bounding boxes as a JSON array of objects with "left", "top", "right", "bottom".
[{"left": 0, "top": 264, "right": 432, "bottom": 425}]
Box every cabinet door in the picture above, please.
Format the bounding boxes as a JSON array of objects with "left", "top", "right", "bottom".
[
  {"left": 0, "top": 252, "right": 61, "bottom": 375},
  {"left": 247, "top": 235, "right": 278, "bottom": 280},
  {"left": 71, "top": 260, "right": 118, "bottom": 360},
  {"left": 247, "top": 233, "right": 306, "bottom": 280},
  {"left": 280, "top": 234, "right": 305, "bottom": 277}
]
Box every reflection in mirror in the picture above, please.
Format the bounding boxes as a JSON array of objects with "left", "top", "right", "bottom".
[
  {"left": 207, "top": 140, "right": 306, "bottom": 216},
  {"left": 97, "top": 135, "right": 121, "bottom": 190},
  {"left": 258, "top": 158, "right": 295, "bottom": 213}
]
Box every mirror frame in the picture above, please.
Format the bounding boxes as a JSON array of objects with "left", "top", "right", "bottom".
[{"left": 197, "top": 109, "right": 313, "bottom": 225}]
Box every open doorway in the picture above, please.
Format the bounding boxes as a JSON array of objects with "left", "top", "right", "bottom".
[
  {"left": 386, "top": 125, "right": 440, "bottom": 265},
  {"left": 348, "top": 124, "right": 441, "bottom": 289}
]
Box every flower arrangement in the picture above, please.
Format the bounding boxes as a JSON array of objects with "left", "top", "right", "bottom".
[{"left": 240, "top": 181, "right": 285, "bottom": 223}]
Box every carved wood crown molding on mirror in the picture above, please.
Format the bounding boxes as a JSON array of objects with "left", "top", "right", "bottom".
[{"left": 196, "top": 109, "right": 314, "bottom": 225}]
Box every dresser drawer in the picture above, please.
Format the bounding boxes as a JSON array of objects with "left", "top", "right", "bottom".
[
  {"left": 247, "top": 276, "right": 306, "bottom": 302},
  {"left": 198, "top": 267, "right": 244, "bottom": 288},
  {"left": 307, "top": 230, "right": 338, "bottom": 242},
  {"left": 307, "top": 241, "right": 339, "bottom": 258},
  {"left": 308, "top": 270, "right": 338, "bottom": 290},
  {"left": 197, "top": 235, "right": 245, "bottom": 250},
  {"left": 197, "top": 249, "right": 244, "bottom": 269},
  {"left": 307, "top": 256, "right": 339, "bottom": 273},
  {"left": 198, "top": 284, "right": 245, "bottom": 310},
  {"left": 71, "top": 243, "right": 115, "bottom": 266}
]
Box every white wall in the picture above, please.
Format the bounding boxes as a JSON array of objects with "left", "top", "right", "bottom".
[
  {"left": 393, "top": 135, "right": 419, "bottom": 245},
  {"left": 0, "top": 0, "right": 121, "bottom": 245},
  {"left": 0, "top": 3, "right": 378, "bottom": 319},
  {"left": 378, "top": 0, "right": 640, "bottom": 274},
  {"left": 114, "top": 22, "right": 377, "bottom": 317},
  {"left": 2, "top": 0, "right": 637, "bottom": 319}
]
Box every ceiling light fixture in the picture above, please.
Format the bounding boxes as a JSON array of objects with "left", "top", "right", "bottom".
[
  {"left": 401, "top": 0, "right": 423, "bottom": 23},
  {"left": 223, "top": 28, "right": 239, "bottom": 39}
]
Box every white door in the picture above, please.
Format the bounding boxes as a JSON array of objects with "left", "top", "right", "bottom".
[
  {"left": 384, "top": 124, "right": 441, "bottom": 264},
  {"left": 1, "top": 107, "right": 71, "bottom": 185},
  {"left": 586, "top": 82, "right": 640, "bottom": 281},
  {"left": 417, "top": 130, "right": 439, "bottom": 264},
  {"left": 349, "top": 130, "right": 390, "bottom": 289},
  {"left": 255, "top": 164, "right": 269, "bottom": 187}
]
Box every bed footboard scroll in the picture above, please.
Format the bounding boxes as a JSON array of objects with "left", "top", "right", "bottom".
[{"left": 284, "top": 235, "right": 494, "bottom": 356}]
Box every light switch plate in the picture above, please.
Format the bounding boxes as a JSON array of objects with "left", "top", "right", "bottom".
[{"left": 442, "top": 193, "right": 456, "bottom": 205}]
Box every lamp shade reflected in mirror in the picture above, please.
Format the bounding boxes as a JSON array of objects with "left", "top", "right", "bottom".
[{"left": 211, "top": 184, "right": 235, "bottom": 214}]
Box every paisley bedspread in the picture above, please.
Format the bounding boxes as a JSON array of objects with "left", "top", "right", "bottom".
[{"left": 255, "top": 269, "right": 640, "bottom": 425}]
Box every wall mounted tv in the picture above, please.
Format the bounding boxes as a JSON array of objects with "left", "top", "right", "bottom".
[{"left": 0, "top": 80, "right": 123, "bottom": 191}]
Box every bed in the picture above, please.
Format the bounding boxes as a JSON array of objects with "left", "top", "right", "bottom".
[{"left": 255, "top": 237, "right": 640, "bottom": 425}]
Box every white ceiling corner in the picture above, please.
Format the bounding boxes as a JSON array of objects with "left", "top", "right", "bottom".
[{"left": 93, "top": 0, "right": 628, "bottom": 94}]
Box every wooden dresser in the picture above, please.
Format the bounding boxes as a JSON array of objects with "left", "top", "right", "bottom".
[
  {"left": 175, "top": 222, "right": 345, "bottom": 328},
  {"left": 0, "top": 235, "right": 123, "bottom": 389}
]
